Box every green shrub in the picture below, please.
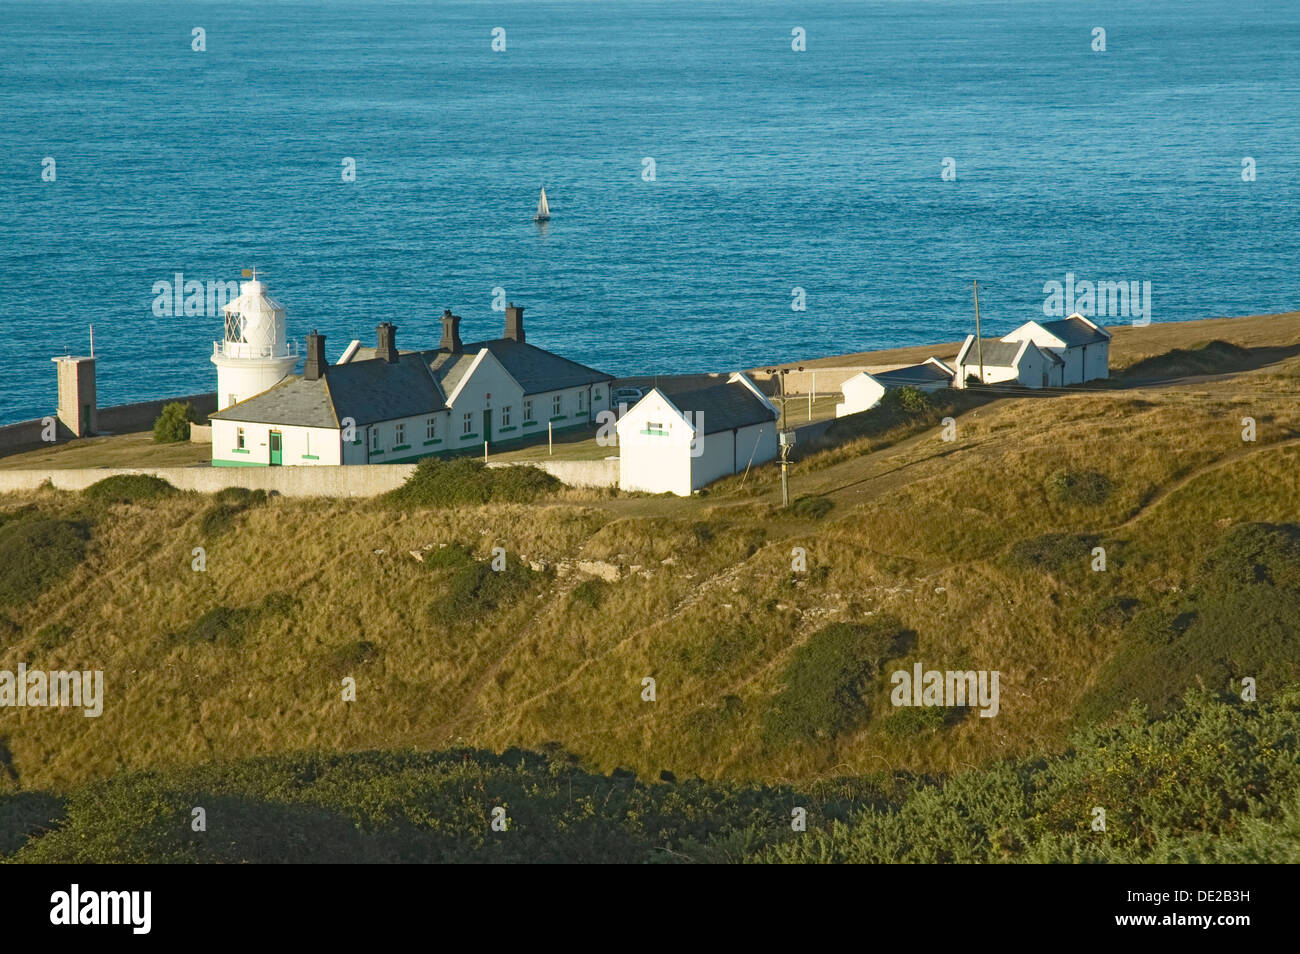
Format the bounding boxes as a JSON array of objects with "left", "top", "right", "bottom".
[
  {"left": 0, "top": 519, "right": 90, "bottom": 607},
  {"left": 428, "top": 555, "right": 540, "bottom": 626},
  {"left": 153, "top": 402, "right": 197, "bottom": 443},
  {"left": 0, "top": 615, "right": 19, "bottom": 643},
  {"left": 788, "top": 495, "right": 833, "bottom": 519},
  {"left": 421, "top": 544, "right": 476, "bottom": 570},
  {"left": 1008, "top": 533, "right": 1100, "bottom": 574},
  {"left": 891, "top": 386, "right": 932, "bottom": 414},
  {"left": 83, "top": 474, "right": 177, "bottom": 504},
  {"left": 763, "top": 618, "right": 912, "bottom": 745},
  {"left": 1199, "top": 522, "right": 1300, "bottom": 590},
  {"left": 33, "top": 624, "right": 73, "bottom": 652},
  {"left": 570, "top": 579, "right": 606, "bottom": 609},
  {"left": 676, "top": 625, "right": 762, "bottom": 676},
  {"left": 167, "top": 594, "right": 294, "bottom": 648},
  {"left": 213, "top": 487, "right": 268, "bottom": 507},
  {"left": 1045, "top": 469, "right": 1112, "bottom": 506},
  {"left": 321, "top": 640, "right": 381, "bottom": 676},
  {"left": 384, "top": 458, "right": 560, "bottom": 508},
  {"left": 882, "top": 705, "right": 961, "bottom": 737}
]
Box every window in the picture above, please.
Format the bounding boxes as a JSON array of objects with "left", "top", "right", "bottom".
[
  {"left": 578, "top": 390, "right": 587, "bottom": 411},
  {"left": 523, "top": 399, "right": 533, "bottom": 422},
  {"left": 394, "top": 422, "right": 404, "bottom": 445},
  {"left": 593, "top": 388, "right": 601, "bottom": 401},
  {"left": 305, "top": 432, "right": 311, "bottom": 455},
  {"left": 648, "top": 421, "right": 663, "bottom": 431},
  {"left": 552, "top": 395, "right": 562, "bottom": 417},
  {"left": 426, "top": 417, "right": 437, "bottom": 440},
  {"left": 236, "top": 427, "right": 245, "bottom": 449},
  {"left": 463, "top": 412, "right": 473, "bottom": 434},
  {"left": 371, "top": 428, "right": 379, "bottom": 451},
  {"left": 501, "top": 405, "right": 511, "bottom": 427},
  {"left": 227, "top": 393, "right": 237, "bottom": 408}
]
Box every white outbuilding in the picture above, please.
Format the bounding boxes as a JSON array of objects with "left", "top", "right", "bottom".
[
  {"left": 616, "top": 372, "right": 780, "bottom": 496},
  {"left": 953, "top": 336, "right": 1064, "bottom": 389},
  {"left": 836, "top": 357, "right": 955, "bottom": 417},
  {"left": 1001, "top": 313, "right": 1111, "bottom": 385}
]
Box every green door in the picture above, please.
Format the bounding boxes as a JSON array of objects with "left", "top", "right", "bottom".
[
  {"left": 269, "top": 431, "right": 283, "bottom": 465},
  {"left": 483, "top": 408, "right": 492, "bottom": 443}
]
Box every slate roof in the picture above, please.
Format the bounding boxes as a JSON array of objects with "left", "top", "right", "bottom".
[
  {"left": 1038, "top": 316, "right": 1110, "bottom": 348},
  {"left": 873, "top": 362, "right": 954, "bottom": 387},
  {"left": 454, "top": 338, "right": 612, "bottom": 394},
  {"left": 210, "top": 351, "right": 447, "bottom": 427},
  {"left": 656, "top": 379, "right": 778, "bottom": 435},
  {"left": 959, "top": 338, "right": 1062, "bottom": 368}
]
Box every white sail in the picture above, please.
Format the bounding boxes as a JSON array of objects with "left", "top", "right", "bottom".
[{"left": 535, "top": 187, "right": 550, "bottom": 220}]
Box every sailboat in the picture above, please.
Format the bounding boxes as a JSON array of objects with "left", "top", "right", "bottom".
[{"left": 534, "top": 187, "right": 551, "bottom": 223}]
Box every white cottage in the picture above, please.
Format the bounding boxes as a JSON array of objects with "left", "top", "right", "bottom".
[
  {"left": 209, "top": 305, "right": 612, "bottom": 466},
  {"left": 616, "top": 372, "right": 779, "bottom": 496},
  {"left": 836, "top": 357, "right": 955, "bottom": 417},
  {"left": 1001, "top": 313, "right": 1111, "bottom": 385},
  {"left": 953, "top": 336, "right": 1064, "bottom": 389}
]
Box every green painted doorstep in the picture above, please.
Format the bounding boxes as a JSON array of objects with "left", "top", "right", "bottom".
[{"left": 212, "top": 458, "right": 265, "bottom": 468}]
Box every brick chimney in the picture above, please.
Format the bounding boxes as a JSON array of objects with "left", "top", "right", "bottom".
[
  {"left": 439, "top": 309, "right": 462, "bottom": 353},
  {"left": 304, "top": 331, "right": 326, "bottom": 381},
  {"left": 504, "top": 302, "right": 525, "bottom": 343},
  {"left": 376, "top": 322, "right": 398, "bottom": 363}
]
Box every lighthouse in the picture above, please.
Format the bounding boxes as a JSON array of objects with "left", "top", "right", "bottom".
[{"left": 210, "top": 273, "right": 299, "bottom": 410}]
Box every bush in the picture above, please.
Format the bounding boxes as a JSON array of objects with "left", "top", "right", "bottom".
[
  {"left": 1045, "top": 469, "right": 1112, "bottom": 506},
  {"left": 168, "top": 593, "right": 295, "bottom": 647},
  {"left": 200, "top": 488, "right": 269, "bottom": 537},
  {"left": 763, "top": 618, "right": 912, "bottom": 744},
  {"left": 0, "top": 519, "right": 90, "bottom": 608},
  {"left": 788, "top": 495, "right": 833, "bottom": 519},
  {"left": 153, "top": 402, "right": 197, "bottom": 443},
  {"left": 1199, "top": 522, "right": 1300, "bottom": 590},
  {"left": 892, "top": 386, "right": 932, "bottom": 414},
  {"left": 33, "top": 624, "right": 73, "bottom": 652},
  {"left": 83, "top": 474, "right": 177, "bottom": 504},
  {"left": 570, "top": 579, "right": 606, "bottom": 610},
  {"left": 213, "top": 487, "right": 268, "bottom": 507},
  {"left": 1008, "top": 533, "right": 1100, "bottom": 574},
  {"left": 321, "top": 640, "right": 381, "bottom": 676},
  {"left": 428, "top": 555, "right": 540, "bottom": 626},
  {"left": 384, "top": 458, "right": 560, "bottom": 508},
  {"left": 882, "top": 705, "right": 961, "bottom": 738}
]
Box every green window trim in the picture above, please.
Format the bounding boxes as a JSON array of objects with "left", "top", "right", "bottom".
[
  {"left": 393, "top": 444, "right": 411, "bottom": 451},
  {"left": 423, "top": 439, "right": 443, "bottom": 446},
  {"left": 498, "top": 425, "right": 517, "bottom": 433},
  {"left": 301, "top": 454, "right": 320, "bottom": 460},
  {"left": 371, "top": 449, "right": 385, "bottom": 456},
  {"left": 640, "top": 428, "right": 670, "bottom": 436},
  {"left": 523, "top": 420, "right": 539, "bottom": 428},
  {"left": 549, "top": 415, "right": 567, "bottom": 422},
  {"left": 461, "top": 432, "right": 479, "bottom": 441},
  {"left": 231, "top": 447, "right": 251, "bottom": 454}
]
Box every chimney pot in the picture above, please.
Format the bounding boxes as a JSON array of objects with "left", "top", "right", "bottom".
[
  {"left": 376, "top": 323, "right": 398, "bottom": 363},
  {"left": 504, "top": 302, "right": 525, "bottom": 343},
  {"left": 439, "top": 309, "right": 463, "bottom": 354},
  {"left": 305, "top": 331, "right": 326, "bottom": 380}
]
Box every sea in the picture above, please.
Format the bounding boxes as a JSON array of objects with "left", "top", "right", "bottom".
[{"left": 2, "top": 0, "right": 1299, "bottom": 425}]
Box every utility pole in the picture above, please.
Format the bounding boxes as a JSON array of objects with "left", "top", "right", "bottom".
[
  {"left": 765, "top": 366, "right": 801, "bottom": 508},
  {"left": 974, "top": 279, "right": 984, "bottom": 386}
]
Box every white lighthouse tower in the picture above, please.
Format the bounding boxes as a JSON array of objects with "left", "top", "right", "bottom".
[{"left": 210, "top": 272, "right": 299, "bottom": 410}]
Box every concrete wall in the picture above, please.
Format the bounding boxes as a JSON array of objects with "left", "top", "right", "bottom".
[
  {"left": 488, "top": 458, "right": 619, "bottom": 489},
  {"left": 0, "top": 391, "right": 218, "bottom": 457},
  {"left": 0, "top": 456, "right": 619, "bottom": 499}
]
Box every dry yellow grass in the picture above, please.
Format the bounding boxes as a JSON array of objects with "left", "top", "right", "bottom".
[{"left": 3, "top": 318, "right": 1300, "bottom": 792}]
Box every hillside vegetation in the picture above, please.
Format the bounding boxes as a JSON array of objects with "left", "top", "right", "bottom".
[{"left": 1, "top": 340, "right": 1299, "bottom": 804}]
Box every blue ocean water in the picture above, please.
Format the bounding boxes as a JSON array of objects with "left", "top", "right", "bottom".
[{"left": 2, "top": 0, "right": 1299, "bottom": 425}]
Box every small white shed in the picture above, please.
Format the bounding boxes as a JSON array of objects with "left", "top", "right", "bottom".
[
  {"left": 616, "top": 372, "right": 779, "bottom": 496},
  {"left": 836, "top": 357, "right": 955, "bottom": 417}
]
